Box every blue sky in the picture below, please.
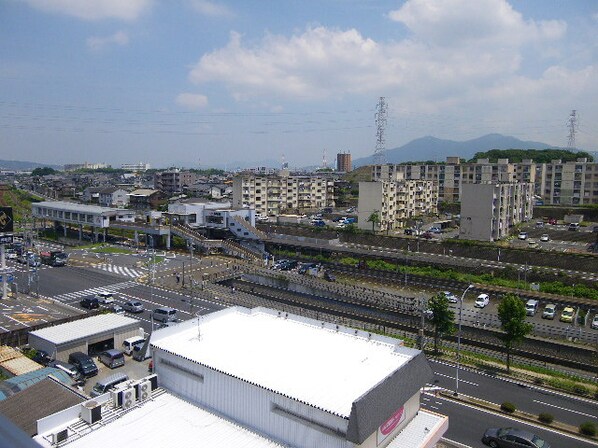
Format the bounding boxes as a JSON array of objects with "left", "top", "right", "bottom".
[{"left": 1, "top": 0, "right": 597, "bottom": 169}]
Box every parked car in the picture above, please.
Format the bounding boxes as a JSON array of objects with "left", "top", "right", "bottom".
[
  {"left": 517, "top": 232, "right": 528, "bottom": 240},
  {"left": 542, "top": 304, "right": 557, "bottom": 320},
  {"left": 539, "top": 234, "right": 550, "bottom": 242},
  {"left": 568, "top": 223, "right": 580, "bottom": 231},
  {"left": 98, "top": 349, "right": 125, "bottom": 369},
  {"left": 108, "top": 304, "right": 125, "bottom": 315},
  {"left": 429, "top": 227, "right": 442, "bottom": 234},
  {"left": 421, "top": 232, "right": 433, "bottom": 239},
  {"left": 323, "top": 271, "right": 336, "bottom": 282},
  {"left": 591, "top": 314, "right": 598, "bottom": 330},
  {"left": 559, "top": 306, "right": 575, "bottom": 323},
  {"left": 80, "top": 297, "right": 99, "bottom": 309},
  {"left": 525, "top": 299, "right": 539, "bottom": 316},
  {"left": 474, "top": 293, "right": 490, "bottom": 308},
  {"left": 482, "top": 427, "right": 550, "bottom": 448},
  {"left": 298, "top": 263, "right": 318, "bottom": 274},
  {"left": 48, "top": 360, "right": 81, "bottom": 380},
  {"left": 535, "top": 221, "right": 544, "bottom": 228},
  {"left": 122, "top": 300, "right": 144, "bottom": 313},
  {"left": 95, "top": 291, "right": 115, "bottom": 304},
  {"left": 404, "top": 228, "right": 414, "bottom": 235},
  {"left": 548, "top": 218, "right": 557, "bottom": 225},
  {"left": 442, "top": 291, "right": 458, "bottom": 303},
  {"left": 123, "top": 336, "right": 145, "bottom": 356},
  {"left": 68, "top": 351, "right": 98, "bottom": 378},
  {"left": 32, "top": 349, "right": 52, "bottom": 366}
]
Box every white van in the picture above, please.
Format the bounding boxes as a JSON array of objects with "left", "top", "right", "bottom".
[
  {"left": 122, "top": 336, "right": 145, "bottom": 356},
  {"left": 153, "top": 307, "right": 177, "bottom": 323},
  {"left": 525, "top": 299, "right": 539, "bottom": 316},
  {"left": 90, "top": 372, "right": 129, "bottom": 397}
]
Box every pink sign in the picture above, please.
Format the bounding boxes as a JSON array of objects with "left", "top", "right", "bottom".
[{"left": 377, "top": 406, "right": 406, "bottom": 444}]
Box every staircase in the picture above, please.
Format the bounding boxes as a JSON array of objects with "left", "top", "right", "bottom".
[{"left": 230, "top": 216, "right": 268, "bottom": 240}]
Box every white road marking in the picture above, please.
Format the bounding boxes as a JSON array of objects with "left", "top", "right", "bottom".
[
  {"left": 533, "top": 400, "right": 598, "bottom": 419},
  {"left": 434, "top": 371, "right": 479, "bottom": 386}
]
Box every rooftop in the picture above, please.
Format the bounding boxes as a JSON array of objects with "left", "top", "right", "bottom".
[
  {"left": 34, "top": 201, "right": 123, "bottom": 215},
  {"left": 30, "top": 314, "right": 139, "bottom": 345},
  {"left": 151, "top": 307, "right": 416, "bottom": 417},
  {"left": 35, "top": 390, "right": 285, "bottom": 448}
]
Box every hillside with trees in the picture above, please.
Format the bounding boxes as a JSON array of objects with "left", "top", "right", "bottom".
[{"left": 468, "top": 149, "right": 593, "bottom": 163}]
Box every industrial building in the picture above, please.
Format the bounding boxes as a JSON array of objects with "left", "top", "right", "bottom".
[
  {"left": 33, "top": 307, "right": 447, "bottom": 448},
  {"left": 28, "top": 315, "right": 143, "bottom": 362}
]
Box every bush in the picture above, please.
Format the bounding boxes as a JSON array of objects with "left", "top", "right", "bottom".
[
  {"left": 533, "top": 378, "right": 544, "bottom": 386},
  {"left": 500, "top": 402, "right": 516, "bottom": 413},
  {"left": 573, "top": 384, "right": 590, "bottom": 396},
  {"left": 538, "top": 413, "right": 554, "bottom": 424},
  {"left": 579, "top": 422, "right": 597, "bottom": 437}
]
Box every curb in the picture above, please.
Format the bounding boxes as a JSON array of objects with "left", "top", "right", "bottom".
[{"left": 437, "top": 390, "right": 598, "bottom": 443}]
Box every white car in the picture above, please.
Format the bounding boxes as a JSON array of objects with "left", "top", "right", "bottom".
[
  {"left": 95, "top": 291, "right": 115, "bottom": 304},
  {"left": 474, "top": 293, "right": 490, "bottom": 308},
  {"left": 442, "top": 291, "right": 458, "bottom": 303},
  {"left": 540, "top": 234, "right": 550, "bottom": 242},
  {"left": 518, "top": 232, "right": 528, "bottom": 240},
  {"left": 591, "top": 315, "right": 598, "bottom": 330}
]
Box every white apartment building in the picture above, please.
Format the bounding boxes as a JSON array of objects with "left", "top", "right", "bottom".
[
  {"left": 121, "top": 162, "right": 150, "bottom": 172},
  {"left": 232, "top": 171, "right": 336, "bottom": 216},
  {"left": 460, "top": 182, "right": 534, "bottom": 241},
  {"left": 372, "top": 157, "right": 597, "bottom": 206},
  {"left": 358, "top": 180, "right": 438, "bottom": 232}
]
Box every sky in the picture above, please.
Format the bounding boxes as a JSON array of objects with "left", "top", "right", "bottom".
[{"left": 1, "top": 0, "right": 597, "bottom": 170}]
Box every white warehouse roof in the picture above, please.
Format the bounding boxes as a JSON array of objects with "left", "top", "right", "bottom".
[
  {"left": 30, "top": 314, "right": 139, "bottom": 345},
  {"left": 151, "top": 307, "right": 416, "bottom": 418},
  {"left": 35, "top": 391, "right": 286, "bottom": 448}
]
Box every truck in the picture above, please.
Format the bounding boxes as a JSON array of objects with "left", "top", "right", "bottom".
[{"left": 40, "top": 250, "right": 68, "bottom": 267}]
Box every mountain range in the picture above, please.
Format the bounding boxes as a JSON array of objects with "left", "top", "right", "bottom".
[
  {"left": 352, "top": 134, "right": 559, "bottom": 167},
  {"left": 0, "top": 159, "right": 62, "bottom": 171}
]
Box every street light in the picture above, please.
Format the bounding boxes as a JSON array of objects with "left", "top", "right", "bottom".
[{"left": 454, "top": 284, "right": 474, "bottom": 396}]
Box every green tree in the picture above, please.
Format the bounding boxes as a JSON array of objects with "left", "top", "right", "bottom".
[
  {"left": 367, "top": 211, "right": 380, "bottom": 232},
  {"left": 31, "top": 167, "right": 56, "bottom": 176},
  {"left": 427, "top": 293, "right": 455, "bottom": 354},
  {"left": 497, "top": 294, "right": 533, "bottom": 373}
]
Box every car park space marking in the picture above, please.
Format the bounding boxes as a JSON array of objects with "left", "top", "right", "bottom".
[
  {"left": 533, "top": 400, "right": 598, "bottom": 418},
  {"left": 3, "top": 314, "right": 29, "bottom": 326}
]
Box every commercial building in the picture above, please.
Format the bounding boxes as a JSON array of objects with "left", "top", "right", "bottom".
[
  {"left": 28, "top": 315, "right": 143, "bottom": 362},
  {"left": 459, "top": 182, "right": 534, "bottom": 241},
  {"left": 232, "top": 171, "right": 336, "bottom": 216},
  {"left": 358, "top": 180, "right": 438, "bottom": 232},
  {"left": 337, "top": 152, "right": 352, "bottom": 172},
  {"left": 33, "top": 307, "right": 447, "bottom": 448},
  {"left": 121, "top": 162, "right": 150, "bottom": 172}
]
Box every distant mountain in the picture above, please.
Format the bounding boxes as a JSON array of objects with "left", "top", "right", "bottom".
[
  {"left": 0, "top": 159, "right": 62, "bottom": 171},
  {"left": 353, "top": 134, "right": 559, "bottom": 167}
]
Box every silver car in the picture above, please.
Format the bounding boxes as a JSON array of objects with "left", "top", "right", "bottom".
[{"left": 122, "top": 300, "right": 144, "bottom": 313}]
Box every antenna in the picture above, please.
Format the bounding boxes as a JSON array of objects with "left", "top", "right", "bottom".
[
  {"left": 374, "top": 97, "right": 388, "bottom": 164},
  {"left": 566, "top": 110, "right": 577, "bottom": 149}
]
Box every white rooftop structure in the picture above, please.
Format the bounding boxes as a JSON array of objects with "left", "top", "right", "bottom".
[
  {"left": 30, "top": 315, "right": 138, "bottom": 345},
  {"left": 152, "top": 307, "right": 413, "bottom": 418},
  {"left": 35, "top": 391, "right": 285, "bottom": 448}
]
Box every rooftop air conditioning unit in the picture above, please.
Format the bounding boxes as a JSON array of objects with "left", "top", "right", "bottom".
[
  {"left": 52, "top": 429, "right": 68, "bottom": 444},
  {"left": 135, "top": 380, "right": 152, "bottom": 401},
  {"left": 113, "top": 387, "right": 136, "bottom": 410},
  {"left": 81, "top": 400, "right": 101, "bottom": 424}
]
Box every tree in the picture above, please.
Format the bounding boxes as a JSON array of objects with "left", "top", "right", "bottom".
[
  {"left": 427, "top": 293, "right": 455, "bottom": 354},
  {"left": 31, "top": 167, "right": 56, "bottom": 176},
  {"left": 497, "top": 294, "right": 533, "bottom": 373},
  {"left": 367, "top": 211, "right": 380, "bottom": 232}
]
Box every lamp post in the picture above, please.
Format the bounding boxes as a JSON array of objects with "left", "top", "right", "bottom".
[{"left": 454, "top": 284, "right": 474, "bottom": 396}]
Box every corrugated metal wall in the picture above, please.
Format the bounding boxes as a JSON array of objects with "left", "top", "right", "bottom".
[{"left": 155, "top": 349, "right": 351, "bottom": 448}]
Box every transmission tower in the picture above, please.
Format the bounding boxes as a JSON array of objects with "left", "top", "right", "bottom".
[
  {"left": 566, "top": 110, "right": 577, "bottom": 149},
  {"left": 322, "top": 149, "right": 328, "bottom": 169},
  {"left": 374, "top": 97, "right": 388, "bottom": 165}
]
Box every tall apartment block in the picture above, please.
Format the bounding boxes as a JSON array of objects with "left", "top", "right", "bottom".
[
  {"left": 336, "top": 152, "right": 352, "bottom": 172},
  {"left": 460, "top": 182, "right": 534, "bottom": 241},
  {"left": 232, "top": 171, "right": 336, "bottom": 216},
  {"left": 372, "top": 157, "right": 597, "bottom": 206},
  {"left": 357, "top": 179, "right": 438, "bottom": 232},
  {"left": 154, "top": 169, "right": 199, "bottom": 195}
]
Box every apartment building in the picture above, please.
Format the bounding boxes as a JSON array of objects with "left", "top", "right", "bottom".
[
  {"left": 460, "top": 182, "right": 534, "bottom": 241},
  {"left": 232, "top": 171, "right": 336, "bottom": 216},
  {"left": 336, "top": 152, "right": 352, "bottom": 172},
  {"left": 153, "top": 169, "right": 199, "bottom": 196},
  {"left": 357, "top": 180, "right": 438, "bottom": 232},
  {"left": 372, "top": 157, "right": 598, "bottom": 205}
]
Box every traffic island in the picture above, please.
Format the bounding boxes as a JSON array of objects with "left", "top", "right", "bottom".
[{"left": 438, "top": 390, "right": 598, "bottom": 442}]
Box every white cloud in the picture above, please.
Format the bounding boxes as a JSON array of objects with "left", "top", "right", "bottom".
[
  {"left": 87, "top": 31, "right": 129, "bottom": 51},
  {"left": 187, "top": 0, "right": 574, "bottom": 113},
  {"left": 21, "top": 0, "right": 152, "bottom": 21},
  {"left": 189, "top": 0, "right": 233, "bottom": 18},
  {"left": 176, "top": 93, "right": 209, "bottom": 109}
]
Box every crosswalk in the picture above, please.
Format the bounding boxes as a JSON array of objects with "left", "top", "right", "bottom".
[
  {"left": 52, "top": 281, "right": 138, "bottom": 303},
  {"left": 93, "top": 263, "right": 145, "bottom": 278}
]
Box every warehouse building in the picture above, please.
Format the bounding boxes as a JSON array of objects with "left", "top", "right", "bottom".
[
  {"left": 32, "top": 307, "right": 446, "bottom": 447},
  {"left": 28, "top": 315, "right": 143, "bottom": 362}
]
